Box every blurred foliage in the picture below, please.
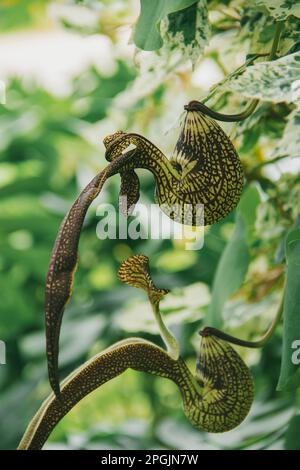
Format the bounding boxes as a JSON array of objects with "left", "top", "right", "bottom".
[
  {"left": 0, "top": 1, "right": 50, "bottom": 31},
  {"left": 207, "top": 185, "right": 260, "bottom": 327},
  {"left": 0, "top": 0, "right": 300, "bottom": 451}
]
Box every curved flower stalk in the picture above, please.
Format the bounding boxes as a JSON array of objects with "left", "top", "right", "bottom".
[
  {"left": 46, "top": 108, "right": 244, "bottom": 397},
  {"left": 19, "top": 256, "right": 254, "bottom": 450},
  {"left": 118, "top": 254, "right": 179, "bottom": 359}
]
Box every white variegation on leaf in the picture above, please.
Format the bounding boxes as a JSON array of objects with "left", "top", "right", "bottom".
[
  {"left": 255, "top": 0, "right": 300, "bottom": 20},
  {"left": 225, "top": 52, "right": 300, "bottom": 104},
  {"left": 161, "top": 0, "right": 211, "bottom": 66}
]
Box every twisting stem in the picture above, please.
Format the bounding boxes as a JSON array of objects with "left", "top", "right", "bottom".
[
  {"left": 200, "top": 293, "right": 284, "bottom": 348},
  {"left": 186, "top": 21, "right": 284, "bottom": 122}
]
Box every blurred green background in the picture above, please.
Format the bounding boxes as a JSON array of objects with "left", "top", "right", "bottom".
[{"left": 0, "top": 0, "right": 300, "bottom": 450}]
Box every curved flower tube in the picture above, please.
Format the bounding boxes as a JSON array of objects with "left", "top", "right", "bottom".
[
  {"left": 18, "top": 334, "right": 254, "bottom": 449},
  {"left": 46, "top": 108, "right": 244, "bottom": 397}
]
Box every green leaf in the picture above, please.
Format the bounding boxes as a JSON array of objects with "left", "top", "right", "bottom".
[
  {"left": 133, "top": 0, "right": 197, "bottom": 51},
  {"left": 0, "top": 80, "right": 5, "bottom": 105},
  {"left": 206, "top": 185, "right": 261, "bottom": 328},
  {"left": 273, "top": 107, "right": 300, "bottom": 158},
  {"left": 237, "top": 183, "right": 261, "bottom": 244},
  {"left": 0, "top": 0, "right": 48, "bottom": 31},
  {"left": 206, "top": 217, "right": 249, "bottom": 328},
  {"left": 255, "top": 1, "right": 300, "bottom": 20},
  {"left": 277, "top": 228, "right": 300, "bottom": 391},
  {"left": 285, "top": 415, "right": 300, "bottom": 449},
  {"left": 226, "top": 51, "right": 300, "bottom": 103}
]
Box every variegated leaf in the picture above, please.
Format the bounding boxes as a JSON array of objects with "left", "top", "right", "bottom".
[
  {"left": 161, "top": 0, "right": 211, "bottom": 66},
  {"left": 255, "top": 0, "right": 300, "bottom": 20},
  {"left": 133, "top": 0, "right": 198, "bottom": 51},
  {"left": 226, "top": 51, "right": 300, "bottom": 103}
]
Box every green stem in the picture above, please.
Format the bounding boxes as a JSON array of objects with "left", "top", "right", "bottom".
[
  {"left": 200, "top": 293, "right": 284, "bottom": 349},
  {"left": 186, "top": 21, "right": 284, "bottom": 122},
  {"left": 269, "top": 21, "right": 284, "bottom": 60},
  {"left": 150, "top": 298, "right": 180, "bottom": 360}
]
